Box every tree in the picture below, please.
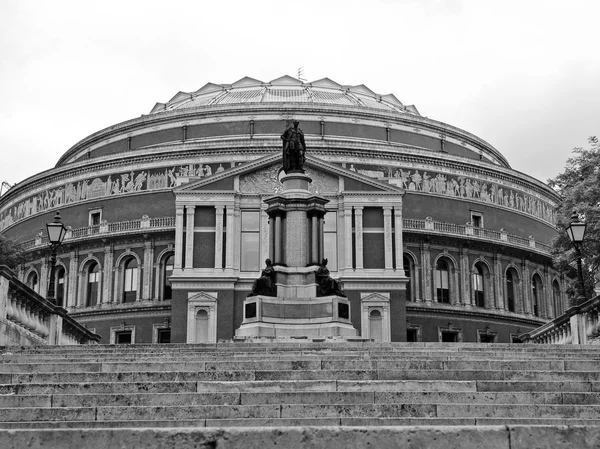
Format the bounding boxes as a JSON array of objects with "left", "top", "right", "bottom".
[
  {"left": 547, "top": 136, "right": 600, "bottom": 300},
  {"left": 0, "top": 234, "right": 26, "bottom": 270}
]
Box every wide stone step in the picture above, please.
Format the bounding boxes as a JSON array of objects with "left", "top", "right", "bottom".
[
  {"left": 4, "top": 390, "right": 595, "bottom": 408},
  {"left": 9, "top": 369, "right": 600, "bottom": 384},
  {"left": 3, "top": 425, "right": 600, "bottom": 449},
  {"left": 3, "top": 403, "right": 600, "bottom": 422}
]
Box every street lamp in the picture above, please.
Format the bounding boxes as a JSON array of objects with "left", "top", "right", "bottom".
[
  {"left": 566, "top": 211, "right": 587, "bottom": 306},
  {"left": 46, "top": 211, "right": 68, "bottom": 305}
]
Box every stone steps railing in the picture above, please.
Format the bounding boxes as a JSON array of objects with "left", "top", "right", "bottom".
[
  {"left": 522, "top": 294, "right": 600, "bottom": 345},
  {"left": 403, "top": 217, "right": 552, "bottom": 255},
  {"left": 0, "top": 265, "right": 100, "bottom": 346}
]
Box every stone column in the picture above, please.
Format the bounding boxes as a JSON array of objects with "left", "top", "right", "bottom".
[
  {"left": 394, "top": 206, "right": 403, "bottom": 273},
  {"left": 311, "top": 214, "right": 318, "bottom": 264},
  {"left": 102, "top": 243, "right": 114, "bottom": 304},
  {"left": 67, "top": 250, "right": 79, "bottom": 309},
  {"left": 543, "top": 266, "right": 552, "bottom": 319},
  {"left": 39, "top": 257, "right": 49, "bottom": 299},
  {"left": 344, "top": 207, "right": 353, "bottom": 270},
  {"left": 260, "top": 203, "right": 269, "bottom": 265},
  {"left": 318, "top": 216, "right": 325, "bottom": 263},
  {"left": 521, "top": 260, "right": 530, "bottom": 315},
  {"left": 142, "top": 239, "right": 154, "bottom": 300},
  {"left": 174, "top": 206, "right": 185, "bottom": 270},
  {"left": 225, "top": 207, "right": 235, "bottom": 269},
  {"left": 383, "top": 207, "right": 393, "bottom": 271},
  {"left": 185, "top": 206, "right": 195, "bottom": 269},
  {"left": 214, "top": 205, "right": 224, "bottom": 269},
  {"left": 421, "top": 242, "right": 432, "bottom": 303},
  {"left": 269, "top": 212, "right": 275, "bottom": 262},
  {"left": 493, "top": 254, "right": 503, "bottom": 310},
  {"left": 354, "top": 206, "right": 364, "bottom": 270},
  {"left": 274, "top": 214, "right": 283, "bottom": 264},
  {"left": 459, "top": 247, "right": 470, "bottom": 307}
]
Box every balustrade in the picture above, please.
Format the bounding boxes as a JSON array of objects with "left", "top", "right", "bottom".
[{"left": 0, "top": 265, "right": 99, "bottom": 346}]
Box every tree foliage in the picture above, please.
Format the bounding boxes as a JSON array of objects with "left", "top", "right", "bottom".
[
  {"left": 0, "top": 234, "right": 26, "bottom": 270},
  {"left": 547, "top": 136, "right": 600, "bottom": 299}
]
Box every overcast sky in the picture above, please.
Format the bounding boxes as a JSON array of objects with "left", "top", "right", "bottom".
[{"left": 1, "top": 0, "right": 599, "bottom": 192}]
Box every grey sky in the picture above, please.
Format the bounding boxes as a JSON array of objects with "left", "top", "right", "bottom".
[{"left": 1, "top": 0, "right": 598, "bottom": 191}]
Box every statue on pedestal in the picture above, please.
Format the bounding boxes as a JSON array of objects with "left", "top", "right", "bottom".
[
  {"left": 316, "top": 258, "right": 346, "bottom": 297},
  {"left": 248, "top": 259, "right": 277, "bottom": 297},
  {"left": 281, "top": 120, "right": 306, "bottom": 173}
]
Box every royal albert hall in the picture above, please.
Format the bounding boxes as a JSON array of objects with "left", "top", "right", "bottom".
[{"left": 0, "top": 75, "right": 565, "bottom": 344}]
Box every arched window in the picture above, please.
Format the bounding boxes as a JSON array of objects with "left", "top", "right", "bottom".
[
  {"left": 163, "top": 254, "right": 174, "bottom": 300},
  {"left": 403, "top": 255, "right": 412, "bottom": 302},
  {"left": 552, "top": 280, "right": 562, "bottom": 317},
  {"left": 123, "top": 258, "right": 138, "bottom": 303},
  {"left": 27, "top": 271, "right": 39, "bottom": 293},
  {"left": 506, "top": 269, "right": 516, "bottom": 312},
  {"left": 532, "top": 274, "right": 543, "bottom": 317},
  {"left": 473, "top": 263, "right": 485, "bottom": 308},
  {"left": 435, "top": 259, "right": 450, "bottom": 303},
  {"left": 87, "top": 262, "right": 100, "bottom": 307},
  {"left": 55, "top": 266, "right": 66, "bottom": 307}
]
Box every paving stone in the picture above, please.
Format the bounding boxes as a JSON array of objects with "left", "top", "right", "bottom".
[
  {"left": 100, "top": 362, "right": 207, "bottom": 372},
  {"left": 53, "top": 392, "right": 241, "bottom": 407},
  {"left": 476, "top": 381, "right": 592, "bottom": 392},
  {"left": 205, "top": 360, "right": 322, "bottom": 371},
  {"left": 255, "top": 369, "right": 377, "bottom": 381},
  {"left": 0, "top": 395, "right": 51, "bottom": 407},
  {"left": 0, "top": 363, "right": 102, "bottom": 374},
  {"left": 96, "top": 404, "right": 280, "bottom": 420},
  {"left": 337, "top": 380, "right": 477, "bottom": 392},
  {"left": 0, "top": 407, "right": 95, "bottom": 422},
  {"left": 510, "top": 425, "right": 600, "bottom": 449},
  {"left": 373, "top": 391, "right": 562, "bottom": 405},
  {"left": 196, "top": 380, "right": 337, "bottom": 393},
  {"left": 241, "top": 392, "right": 374, "bottom": 405},
  {"left": 280, "top": 403, "right": 437, "bottom": 418},
  {"left": 438, "top": 404, "right": 600, "bottom": 419}
]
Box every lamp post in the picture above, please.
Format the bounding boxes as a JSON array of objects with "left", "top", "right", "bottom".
[
  {"left": 566, "top": 211, "right": 587, "bottom": 306},
  {"left": 46, "top": 211, "right": 68, "bottom": 305}
]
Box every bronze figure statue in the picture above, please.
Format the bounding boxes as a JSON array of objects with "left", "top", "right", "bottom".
[
  {"left": 316, "top": 258, "right": 346, "bottom": 297},
  {"left": 281, "top": 120, "right": 306, "bottom": 173},
  {"left": 248, "top": 258, "right": 277, "bottom": 297}
]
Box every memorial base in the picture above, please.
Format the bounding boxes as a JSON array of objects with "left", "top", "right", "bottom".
[{"left": 235, "top": 295, "right": 358, "bottom": 338}]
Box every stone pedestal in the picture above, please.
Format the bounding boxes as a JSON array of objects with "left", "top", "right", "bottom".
[
  {"left": 236, "top": 295, "right": 356, "bottom": 338},
  {"left": 236, "top": 170, "right": 358, "bottom": 339}
]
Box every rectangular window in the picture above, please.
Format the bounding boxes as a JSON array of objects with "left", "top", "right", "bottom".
[
  {"left": 124, "top": 268, "right": 137, "bottom": 292},
  {"left": 89, "top": 209, "right": 102, "bottom": 226},
  {"left": 471, "top": 211, "right": 483, "bottom": 237},
  {"left": 241, "top": 211, "right": 260, "bottom": 271},
  {"left": 158, "top": 329, "right": 171, "bottom": 343},
  {"left": 435, "top": 270, "right": 450, "bottom": 303},
  {"left": 116, "top": 331, "right": 132, "bottom": 344},
  {"left": 323, "top": 213, "right": 337, "bottom": 271},
  {"left": 473, "top": 272, "right": 484, "bottom": 307},
  {"left": 441, "top": 331, "right": 458, "bottom": 342}
]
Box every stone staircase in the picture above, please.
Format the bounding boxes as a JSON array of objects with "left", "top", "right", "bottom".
[{"left": 1, "top": 342, "right": 600, "bottom": 448}]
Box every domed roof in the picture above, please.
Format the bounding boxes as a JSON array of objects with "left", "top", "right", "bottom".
[{"left": 150, "top": 75, "right": 421, "bottom": 116}]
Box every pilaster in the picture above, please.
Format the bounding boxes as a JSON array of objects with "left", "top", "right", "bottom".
[
  {"left": 174, "top": 206, "right": 184, "bottom": 270},
  {"left": 214, "top": 205, "right": 224, "bottom": 269},
  {"left": 102, "top": 243, "right": 113, "bottom": 304},
  {"left": 344, "top": 207, "right": 353, "bottom": 270},
  {"left": 493, "top": 254, "right": 502, "bottom": 310},
  {"left": 143, "top": 239, "right": 154, "bottom": 299},
  {"left": 39, "top": 257, "right": 49, "bottom": 299},
  {"left": 393, "top": 206, "right": 403, "bottom": 273},
  {"left": 67, "top": 250, "right": 78, "bottom": 309},
  {"left": 225, "top": 207, "right": 235, "bottom": 270},
  {"left": 354, "top": 206, "right": 364, "bottom": 270},
  {"left": 383, "top": 207, "right": 393, "bottom": 271},
  {"left": 459, "top": 247, "right": 470, "bottom": 307},
  {"left": 185, "top": 206, "right": 195, "bottom": 269},
  {"left": 421, "top": 242, "right": 432, "bottom": 303}
]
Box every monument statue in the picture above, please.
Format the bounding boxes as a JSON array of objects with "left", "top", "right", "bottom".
[
  {"left": 248, "top": 258, "right": 277, "bottom": 297},
  {"left": 316, "top": 258, "right": 346, "bottom": 297},
  {"left": 281, "top": 120, "right": 306, "bottom": 173}
]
